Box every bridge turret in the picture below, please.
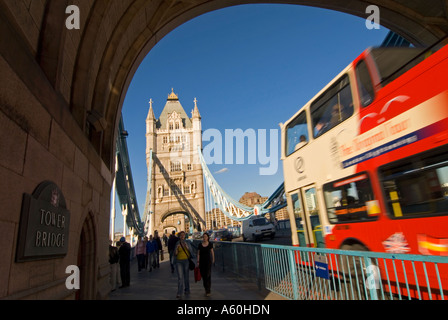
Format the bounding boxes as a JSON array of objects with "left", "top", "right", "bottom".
[
  {"left": 192, "top": 97, "right": 202, "bottom": 158},
  {"left": 146, "top": 99, "right": 156, "bottom": 160}
]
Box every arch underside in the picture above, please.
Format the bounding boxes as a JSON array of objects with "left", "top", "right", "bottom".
[
  {"left": 159, "top": 209, "right": 196, "bottom": 233},
  {"left": 160, "top": 210, "right": 194, "bottom": 224},
  {"left": 18, "top": 0, "right": 447, "bottom": 172}
]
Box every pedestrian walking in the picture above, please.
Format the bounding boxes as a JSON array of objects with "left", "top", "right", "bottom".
[
  {"left": 197, "top": 232, "right": 215, "bottom": 296},
  {"left": 135, "top": 236, "right": 146, "bottom": 272},
  {"left": 109, "top": 240, "right": 121, "bottom": 291},
  {"left": 163, "top": 233, "right": 168, "bottom": 247},
  {"left": 174, "top": 231, "right": 195, "bottom": 299},
  {"left": 143, "top": 236, "right": 149, "bottom": 269},
  {"left": 146, "top": 235, "right": 157, "bottom": 272},
  {"left": 118, "top": 237, "right": 131, "bottom": 288},
  {"left": 154, "top": 230, "right": 163, "bottom": 268},
  {"left": 168, "top": 230, "right": 178, "bottom": 273}
]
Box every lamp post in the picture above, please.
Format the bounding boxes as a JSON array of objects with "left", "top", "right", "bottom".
[
  {"left": 122, "top": 204, "right": 128, "bottom": 238},
  {"left": 110, "top": 155, "right": 118, "bottom": 242}
]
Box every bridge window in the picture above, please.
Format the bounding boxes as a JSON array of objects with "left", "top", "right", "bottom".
[
  {"left": 323, "top": 172, "right": 378, "bottom": 224},
  {"left": 285, "top": 110, "right": 308, "bottom": 156},
  {"left": 170, "top": 161, "right": 182, "bottom": 172},
  {"left": 311, "top": 74, "right": 353, "bottom": 138},
  {"left": 163, "top": 136, "right": 168, "bottom": 144},
  {"left": 163, "top": 187, "right": 170, "bottom": 197},
  {"left": 355, "top": 59, "right": 375, "bottom": 107},
  {"left": 184, "top": 185, "right": 191, "bottom": 194},
  {"left": 157, "top": 186, "right": 163, "bottom": 198},
  {"left": 171, "top": 182, "right": 182, "bottom": 195},
  {"left": 379, "top": 145, "right": 448, "bottom": 219}
]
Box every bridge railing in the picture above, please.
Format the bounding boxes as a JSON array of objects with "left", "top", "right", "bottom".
[{"left": 199, "top": 240, "right": 448, "bottom": 300}]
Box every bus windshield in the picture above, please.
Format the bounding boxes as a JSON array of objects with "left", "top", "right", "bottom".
[{"left": 252, "top": 218, "right": 269, "bottom": 226}]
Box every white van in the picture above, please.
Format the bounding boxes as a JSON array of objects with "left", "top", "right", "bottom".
[{"left": 242, "top": 216, "right": 276, "bottom": 242}]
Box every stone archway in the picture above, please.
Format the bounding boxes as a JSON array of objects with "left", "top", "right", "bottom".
[
  {"left": 1, "top": 0, "right": 448, "bottom": 300},
  {"left": 3, "top": 1, "right": 446, "bottom": 171},
  {"left": 159, "top": 209, "right": 197, "bottom": 234},
  {"left": 77, "top": 211, "right": 97, "bottom": 300},
  {"left": 163, "top": 224, "right": 179, "bottom": 234}
]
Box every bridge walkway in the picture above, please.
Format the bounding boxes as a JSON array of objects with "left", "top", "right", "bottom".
[{"left": 109, "top": 246, "right": 286, "bottom": 301}]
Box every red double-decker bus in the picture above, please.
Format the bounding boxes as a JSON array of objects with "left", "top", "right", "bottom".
[{"left": 280, "top": 40, "right": 448, "bottom": 298}]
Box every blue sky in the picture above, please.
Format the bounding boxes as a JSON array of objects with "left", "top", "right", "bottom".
[{"left": 114, "top": 4, "right": 389, "bottom": 232}]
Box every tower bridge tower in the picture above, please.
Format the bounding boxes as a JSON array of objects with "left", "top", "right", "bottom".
[{"left": 146, "top": 89, "right": 205, "bottom": 236}]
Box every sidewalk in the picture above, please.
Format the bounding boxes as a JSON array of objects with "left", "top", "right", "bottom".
[{"left": 109, "top": 248, "right": 286, "bottom": 300}]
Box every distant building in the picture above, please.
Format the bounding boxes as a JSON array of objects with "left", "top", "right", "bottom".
[
  {"left": 145, "top": 89, "right": 206, "bottom": 236},
  {"left": 239, "top": 192, "right": 267, "bottom": 207},
  {"left": 239, "top": 191, "right": 289, "bottom": 221},
  {"left": 205, "top": 208, "right": 239, "bottom": 230}
]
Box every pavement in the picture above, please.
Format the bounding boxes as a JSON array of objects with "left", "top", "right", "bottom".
[{"left": 109, "top": 247, "right": 286, "bottom": 301}]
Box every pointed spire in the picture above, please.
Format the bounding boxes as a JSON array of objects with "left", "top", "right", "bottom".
[
  {"left": 147, "top": 98, "right": 155, "bottom": 120},
  {"left": 192, "top": 97, "right": 201, "bottom": 119},
  {"left": 167, "top": 88, "right": 179, "bottom": 100}
]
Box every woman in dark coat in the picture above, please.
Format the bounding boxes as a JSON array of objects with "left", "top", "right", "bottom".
[{"left": 196, "top": 232, "right": 215, "bottom": 296}]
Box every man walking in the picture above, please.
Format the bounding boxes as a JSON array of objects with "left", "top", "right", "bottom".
[{"left": 168, "top": 230, "right": 178, "bottom": 273}]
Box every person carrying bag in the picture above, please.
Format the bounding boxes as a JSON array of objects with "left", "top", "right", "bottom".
[
  {"left": 174, "top": 231, "right": 196, "bottom": 299},
  {"left": 180, "top": 242, "right": 195, "bottom": 271}
]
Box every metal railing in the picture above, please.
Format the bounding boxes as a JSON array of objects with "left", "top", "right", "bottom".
[{"left": 205, "top": 241, "right": 448, "bottom": 300}]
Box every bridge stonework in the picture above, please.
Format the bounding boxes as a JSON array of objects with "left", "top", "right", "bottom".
[
  {"left": 0, "top": 0, "right": 447, "bottom": 300},
  {"left": 146, "top": 91, "right": 206, "bottom": 236}
]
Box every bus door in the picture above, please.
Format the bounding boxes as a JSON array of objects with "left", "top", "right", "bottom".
[
  {"left": 289, "top": 186, "right": 324, "bottom": 248},
  {"left": 289, "top": 191, "right": 307, "bottom": 247},
  {"left": 302, "top": 186, "right": 325, "bottom": 248}
]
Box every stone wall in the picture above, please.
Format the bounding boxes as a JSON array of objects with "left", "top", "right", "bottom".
[{"left": 0, "top": 3, "right": 110, "bottom": 299}]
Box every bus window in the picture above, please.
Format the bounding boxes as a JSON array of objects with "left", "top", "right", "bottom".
[
  {"left": 286, "top": 110, "right": 308, "bottom": 156},
  {"left": 370, "top": 47, "right": 426, "bottom": 87},
  {"left": 355, "top": 59, "right": 375, "bottom": 107},
  {"left": 380, "top": 146, "right": 448, "bottom": 219},
  {"left": 323, "top": 173, "right": 378, "bottom": 224},
  {"left": 311, "top": 74, "right": 354, "bottom": 138},
  {"left": 290, "top": 192, "right": 303, "bottom": 220}
]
